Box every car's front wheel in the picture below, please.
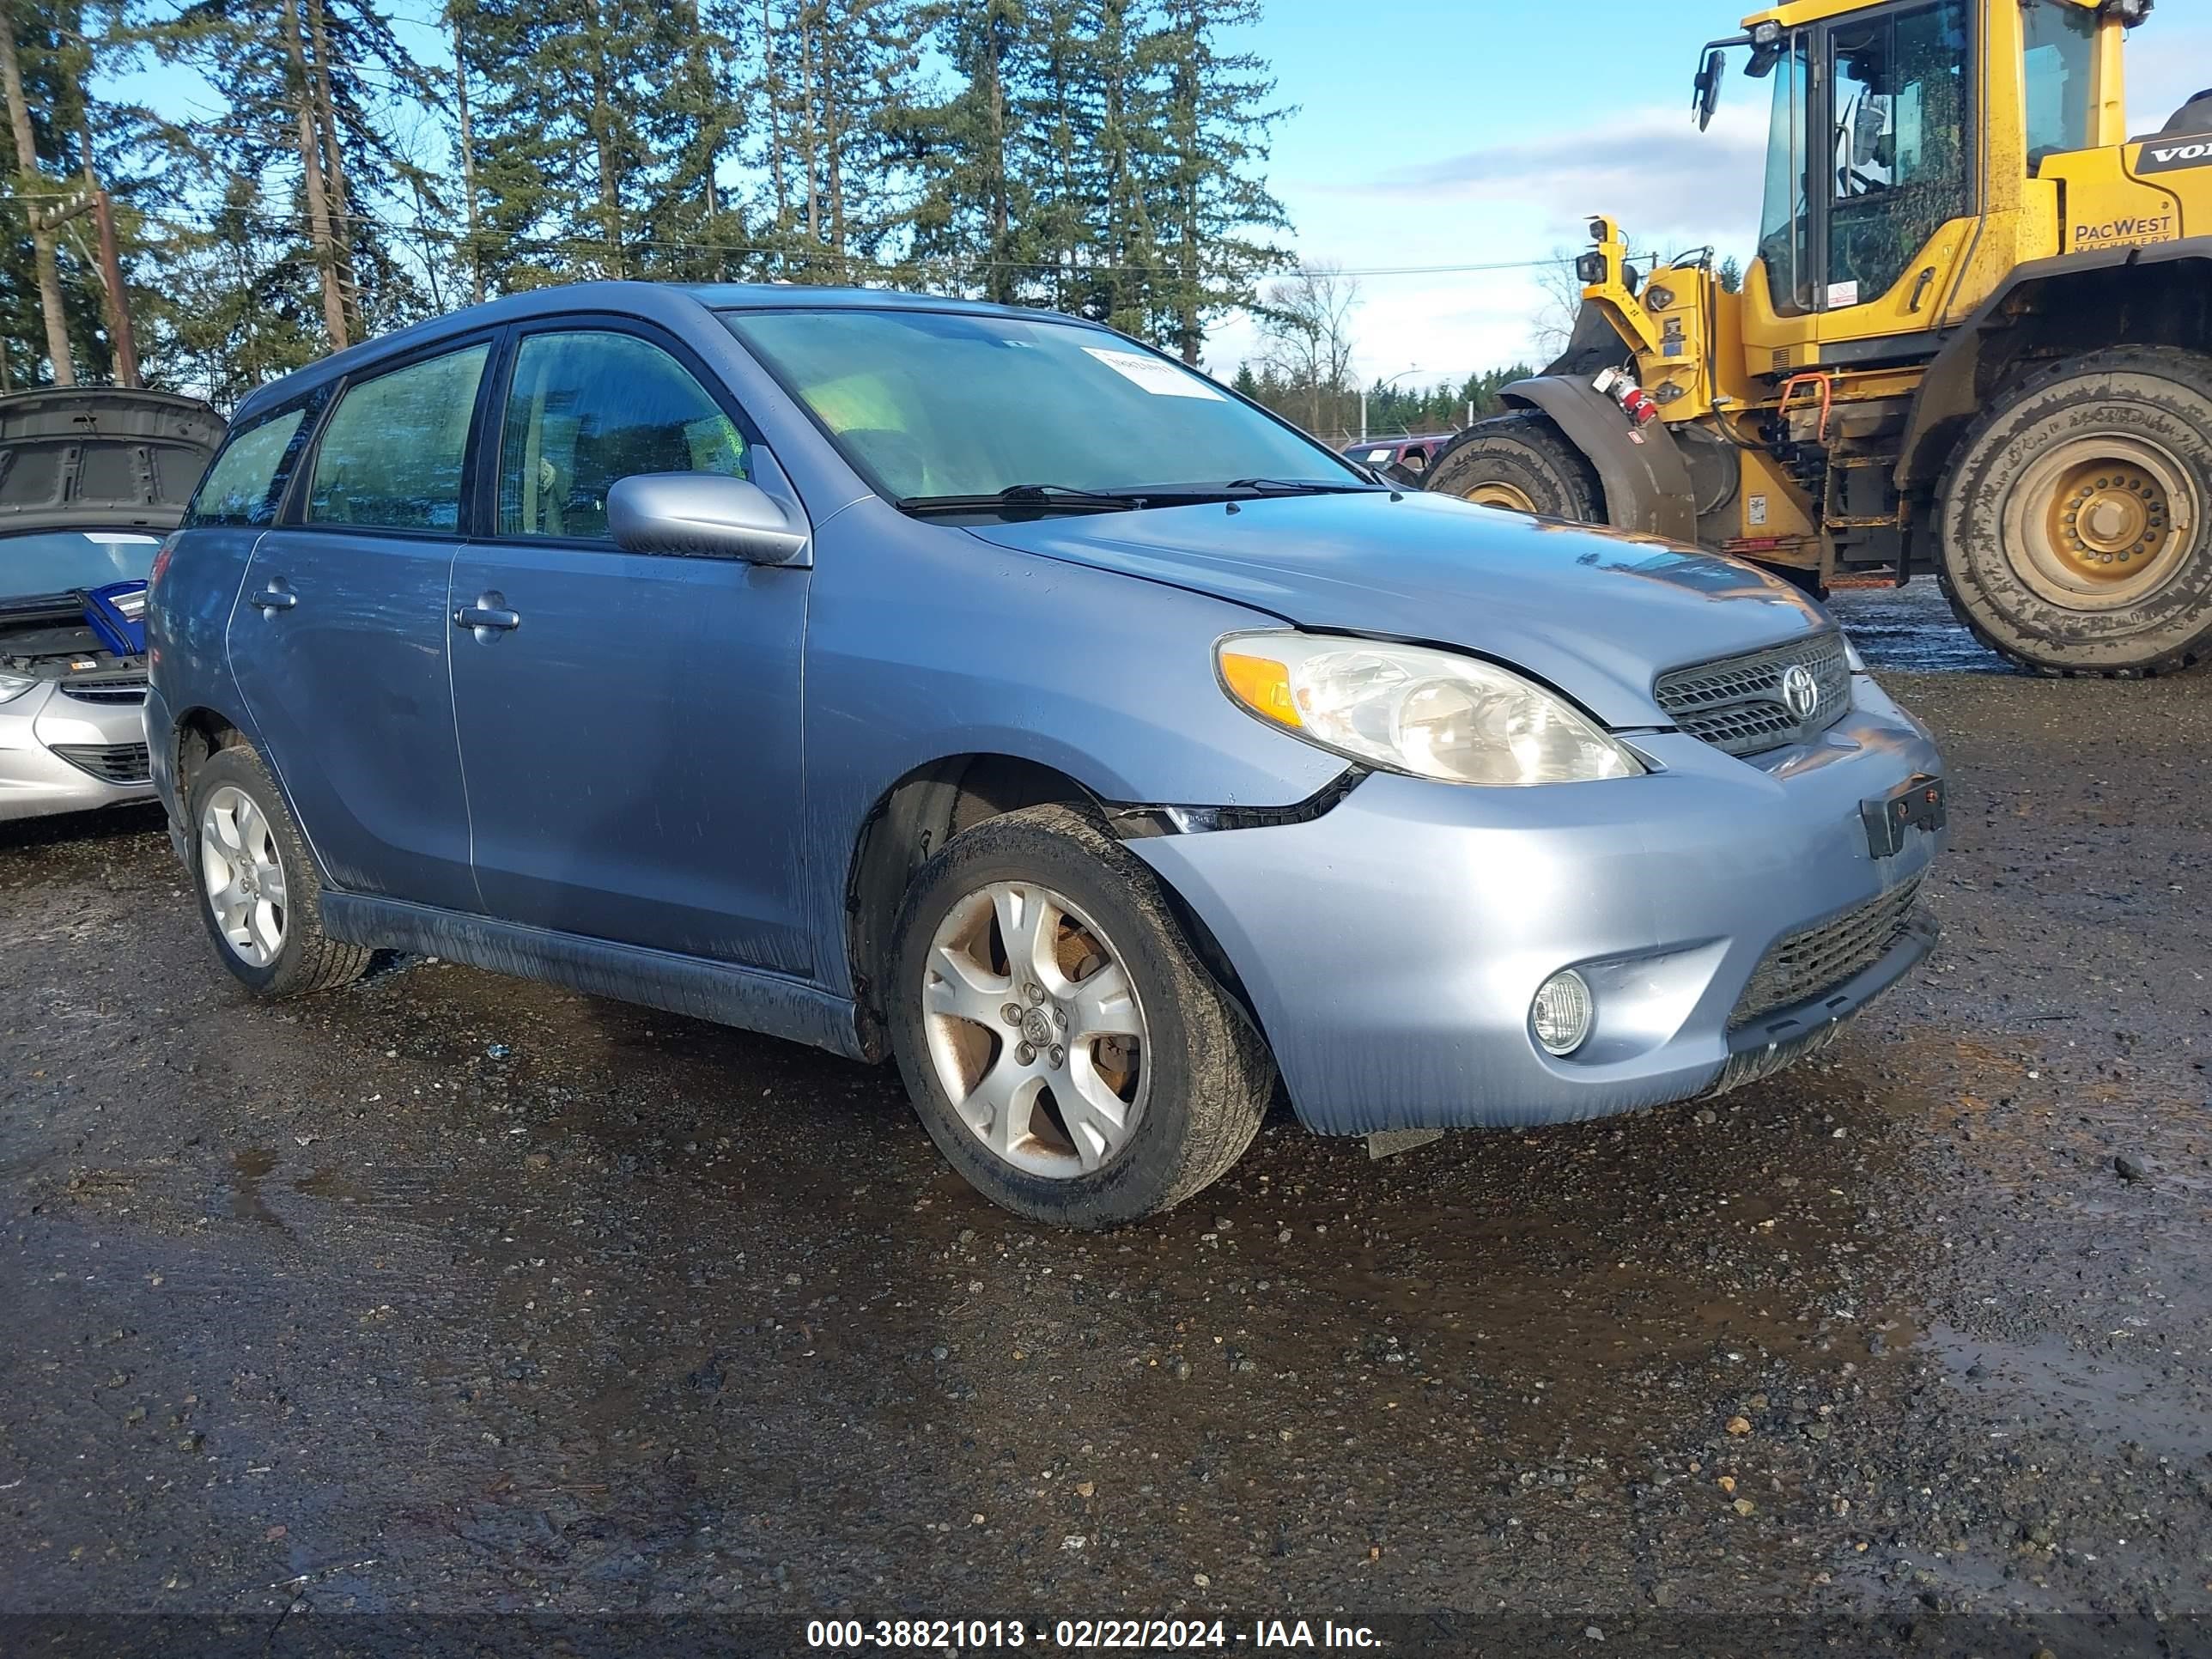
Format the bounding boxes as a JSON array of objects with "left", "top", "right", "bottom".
[
  {"left": 887, "top": 805, "right": 1273, "bottom": 1228},
  {"left": 187, "top": 742, "right": 371, "bottom": 998}
]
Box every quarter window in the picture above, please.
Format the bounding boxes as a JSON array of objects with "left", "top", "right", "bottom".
[
  {"left": 185, "top": 405, "right": 311, "bottom": 527},
  {"left": 306, "top": 343, "right": 489, "bottom": 532},
  {"left": 496, "top": 331, "right": 747, "bottom": 542}
]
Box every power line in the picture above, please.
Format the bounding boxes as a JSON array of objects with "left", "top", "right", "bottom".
[{"left": 2, "top": 190, "right": 1560, "bottom": 280}]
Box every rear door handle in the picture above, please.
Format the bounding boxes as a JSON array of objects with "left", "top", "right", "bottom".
[
  {"left": 453, "top": 592, "right": 520, "bottom": 636},
  {"left": 250, "top": 584, "right": 296, "bottom": 612}
]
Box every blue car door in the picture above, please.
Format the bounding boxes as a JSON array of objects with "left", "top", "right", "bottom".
[
  {"left": 227, "top": 337, "right": 495, "bottom": 910},
  {"left": 447, "top": 321, "right": 812, "bottom": 975}
]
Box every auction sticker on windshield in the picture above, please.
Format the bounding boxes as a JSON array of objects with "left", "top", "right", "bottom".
[{"left": 1082, "top": 346, "right": 1225, "bottom": 399}]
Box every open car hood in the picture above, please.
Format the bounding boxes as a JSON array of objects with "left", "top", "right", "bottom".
[{"left": 0, "top": 388, "right": 224, "bottom": 537}]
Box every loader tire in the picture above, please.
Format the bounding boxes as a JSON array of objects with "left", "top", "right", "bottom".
[
  {"left": 1424, "top": 412, "right": 1605, "bottom": 523},
  {"left": 1936, "top": 346, "right": 2212, "bottom": 677}
]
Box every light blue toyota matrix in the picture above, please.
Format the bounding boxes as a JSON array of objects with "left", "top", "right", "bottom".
[{"left": 148, "top": 284, "right": 1946, "bottom": 1227}]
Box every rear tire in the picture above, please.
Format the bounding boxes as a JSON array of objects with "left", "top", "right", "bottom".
[
  {"left": 187, "top": 743, "right": 371, "bottom": 998},
  {"left": 1424, "top": 411, "right": 1605, "bottom": 522},
  {"left": 886, "top": 805, "right": 1273, "bottom": 1230},
  {"left": 1936, "top": 346, "right": 2212, "bottom": 677}
]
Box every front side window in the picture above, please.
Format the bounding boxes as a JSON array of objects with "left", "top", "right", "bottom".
[
  {"left": 722, "top": 308, "right": 1364, "bottom": 503},
  {"left": 2023, "top": 0, "right": 2098, "bottom": 166},
  {"left": 496, "top": 331, "right": 749, "bottom": 542},
  {"left": 185, "top": 406, "right": 309, "bottom": 528},
  {"left": 306, "top": 344, "right": 489, "bottom": 532},
  {"left": 1826, "top": 0, "right": 1973, "bottom": 305}
]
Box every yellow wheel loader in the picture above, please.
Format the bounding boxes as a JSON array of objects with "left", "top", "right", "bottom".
[{"left": 1423, "top": 0, "right": 2212, "bottom": 676}]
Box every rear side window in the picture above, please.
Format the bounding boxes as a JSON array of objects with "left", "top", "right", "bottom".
[
  {"left": 306, "top": 343, "right": 489, "bottom": 532},
  {"left": 184, "top": 406, "right": 310, "bottom": 527},
  {"left": 496, "top": 331, "right": 747, "bottom": 542}
]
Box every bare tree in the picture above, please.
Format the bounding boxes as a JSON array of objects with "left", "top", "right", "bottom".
[{"left": 1255, "top": 261, "right": 1359, "bottom": 438}]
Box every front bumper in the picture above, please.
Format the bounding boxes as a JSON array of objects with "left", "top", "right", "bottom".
[
  {"left": 1133, "top": 677, "right": 1946, "bottom": 1135},
  {"left": 0, "top": 682, "right": 155, "bottom": 823}
]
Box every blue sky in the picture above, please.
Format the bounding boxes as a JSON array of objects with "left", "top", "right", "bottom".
[{"left": 114, "top": 0, "right": 2212, "bottom": 384}]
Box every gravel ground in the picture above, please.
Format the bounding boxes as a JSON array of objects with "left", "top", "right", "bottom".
[{"left": 3, "top": 586, "right": 2209, "bottom": 1656}]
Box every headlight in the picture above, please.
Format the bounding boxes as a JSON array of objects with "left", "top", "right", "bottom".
[
  {"left": 1844, "top": 638, "right": 1869, "bottom": 673},
  {"left": 0, "top": 672, "right": 40, "bottom": 705},
  {"left": 1216, "top": 632, "right": 1644, "bottom": 787}
]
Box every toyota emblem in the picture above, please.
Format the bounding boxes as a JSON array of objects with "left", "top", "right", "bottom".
[{"left": 1782, "top": 664, "right": 1820, "bottom": 721}]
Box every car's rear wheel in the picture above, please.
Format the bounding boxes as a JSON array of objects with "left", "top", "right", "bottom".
[
  {"left": 188, "top": 743, "right": 370, "bottom": 997},
  {"left": 1424, "top": 410, "right": 1605, "bottom": 520},
  {"left": 886, "top": 805, "right": 1273, "bottom": 1228}
]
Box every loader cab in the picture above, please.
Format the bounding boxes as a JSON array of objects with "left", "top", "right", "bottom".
[{"left": 1732, "top": 0, "right": 2121, "bottom": 365}]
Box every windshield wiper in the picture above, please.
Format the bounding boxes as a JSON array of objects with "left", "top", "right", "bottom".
[
  {"left": 899, "top": 483, "right": 1147, "bottom": 516},
  {"left": 1221, "top": 477, "right": 1387, "bottom": 495}
]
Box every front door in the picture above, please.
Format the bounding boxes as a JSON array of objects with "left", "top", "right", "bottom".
[
  {"left": 228, "top": 339, "right": 493, "bottom": 910},
  {"left": 448, "top": 323, "right": 812, "bottom": 975}
]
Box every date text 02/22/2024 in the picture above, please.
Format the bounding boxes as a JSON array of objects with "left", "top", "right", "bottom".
[{"left": 803, "top": 1617, "right": 1382, "bottom": 1649}]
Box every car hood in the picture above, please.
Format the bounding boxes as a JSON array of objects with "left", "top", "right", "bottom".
[{"left": 961, "top": 490, "right": 1832, "bottom": 726}]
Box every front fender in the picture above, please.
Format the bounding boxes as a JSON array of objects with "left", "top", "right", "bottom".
[{"left": 1502, "top": 374, "right": 1699, "bottom": 544}]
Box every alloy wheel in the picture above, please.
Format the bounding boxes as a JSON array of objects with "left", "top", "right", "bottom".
[
  {"left": 920, "top": 880, "right": 1149, "bottom": 1179},
  {"left": 200, "top": 783, "right": 289, "bottom": 967}
]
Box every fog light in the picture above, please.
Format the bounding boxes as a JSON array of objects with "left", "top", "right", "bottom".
[{"left": 1531, "top": 970, "right": 1594, "bottom": 1056}]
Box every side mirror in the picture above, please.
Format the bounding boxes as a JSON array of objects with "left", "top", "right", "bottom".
[
  {"left": 1694, "top": 48, "right": 1725, "bottom": 130},
  {"left": 1850, "top": 94, "right": 1887, "bottom": 168},
  {"left": 606, "top": 471, "right": 811, "bottom": 567}
]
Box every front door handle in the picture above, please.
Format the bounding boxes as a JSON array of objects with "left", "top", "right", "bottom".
[
  {"left": 1907, "top": 265, "right": 1938, "bottom": 313},
  {"left": 250, "top": 584, "right": 296, "bottom": 612},
  {"left": 453, "top": 592, "right": 520, "bottom": 638}
]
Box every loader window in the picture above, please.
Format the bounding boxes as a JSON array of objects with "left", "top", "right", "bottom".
[
  {"left": 2022, "top": 0, "right": 2098, "bottom": 166},
  {"left": 1826, "top": 0, "right": 1972, "bottom": 307},
  {"left": 1756, "top": 35, "right": 1815, "bottom": 315}
]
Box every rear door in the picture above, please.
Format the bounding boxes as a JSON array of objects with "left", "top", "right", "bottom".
[
  {"left": 447, "top": 319, "right": 811, "bottom": 974},
  {"left": 228, "top": 337, "right": 494, "bottom": 908}
]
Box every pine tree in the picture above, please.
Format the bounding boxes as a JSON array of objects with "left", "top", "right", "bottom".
[{"left": 1149, "top": 0, "right": 1287, "bottom": 362}]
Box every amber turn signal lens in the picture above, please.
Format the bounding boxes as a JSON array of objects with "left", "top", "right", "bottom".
[{"left": 1218, "top": 651, "right": 1301, "bottom": 728}]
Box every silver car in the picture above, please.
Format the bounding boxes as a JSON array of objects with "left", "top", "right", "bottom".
[
  {"left": 0, "top": 390, "right": 222, "bottom": 823},
  {"left": 148, "top": 286, "right": 1945, "bottom": 1228}
]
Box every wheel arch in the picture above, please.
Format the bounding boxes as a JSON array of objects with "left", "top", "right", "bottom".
[
  {"left": 842, "top": 752, "right": 1261, "bottom": 1063},
  {"left": 1897, "top": 240, "right": 2212, "bottom": 497},
  {"left": 1496, "top": 374, "right": 1699, "bottom": 542}
]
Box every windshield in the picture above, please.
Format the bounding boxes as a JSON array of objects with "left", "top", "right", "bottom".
[
  {"left": 0, "top": 529, "right": 163, "bottom": 597},
  {"left": 722, "top": 308, "right": 1366, "bottom": 504}
]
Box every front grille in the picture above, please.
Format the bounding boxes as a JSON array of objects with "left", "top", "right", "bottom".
[
  {"left": 51, "top": 742, "right": 151, "bottom": 785},
  {"left": 58, "top": 675, "right": 149, "bottom": 706},
  {"left": 1731, "top": 875, "right": 1923, "bottom": 1030},
  {"left": 1656, "top": 632, "right": 1852, "bottom": 757}
]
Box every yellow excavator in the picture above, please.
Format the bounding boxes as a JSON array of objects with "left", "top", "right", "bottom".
[{"left": 1423, "top": 0, "right": 2211, "bottom": 676}]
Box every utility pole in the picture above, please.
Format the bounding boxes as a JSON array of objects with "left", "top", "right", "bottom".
[
  {"left": 0, "top": 0, "right": 76, "bottom": 386},
  {"left": 88, "top": 189, "right": 137, "bottom": 385}
]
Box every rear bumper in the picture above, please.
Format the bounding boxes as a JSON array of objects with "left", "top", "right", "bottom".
[
  {"left": 1133, "top": 676, "right": 1946, "bottom": 1135},
  {"left": 0, "top": 683, "right": 155, "bottom": 823}
]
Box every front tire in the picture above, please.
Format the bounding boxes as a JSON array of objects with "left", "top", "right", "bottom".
[
  {"left": 886, "top": 805, "right": 1273, "bottom": 1229},
  {"left": 187, "top": 743, "right": 371, "bottom": 997},
  {"left": 1424, "top": 411, "right": 1605, "bottom": 521},
  {"left": 1936, "top": 347, "right": 2212, "bottom": 677}
]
